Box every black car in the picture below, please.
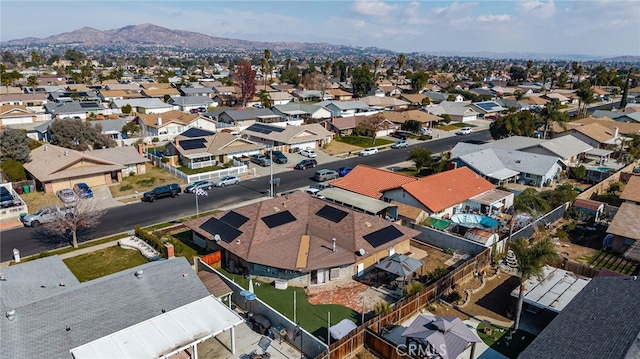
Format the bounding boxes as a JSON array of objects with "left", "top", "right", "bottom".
[
  {"left": 268, "top": 150, "right": 288, "bottom": 164},
  {"left": 390, "top": 131, "right": 410, "bottom": 140},
  {"left": 294, "top": 159, "right": 317, "bottom": 170},
  {"left": 142, "top": 183, "right": 181, "bottom": 202}
]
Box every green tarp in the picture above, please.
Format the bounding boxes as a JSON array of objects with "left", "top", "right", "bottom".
[{"left": 425, "top": 217, "right": 451, "bottom": 230}]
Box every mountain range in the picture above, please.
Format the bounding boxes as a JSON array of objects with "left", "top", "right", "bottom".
[{"left": 3, "top": 24, "right": 639, "bottom": 62}]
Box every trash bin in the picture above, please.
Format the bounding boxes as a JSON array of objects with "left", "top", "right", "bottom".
[
  {"left": 29, "top": 184, "right": 35, "bottom": 193},
  {"left": 16, "top": 186, "right": 24, "bottom": 195},
  {"left": 23, "top": 185, "right": 30, "bottom": 194}
]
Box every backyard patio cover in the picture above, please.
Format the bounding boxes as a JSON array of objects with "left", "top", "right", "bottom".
[
  {"left": 401, "top": 315, "right": 481, "bottom": 359},
  {"left": 329, "top": 319, "right": 358, "bottom": 340},
  {"left": 70, "top": 296, "right": 243, "bottom": 359},
  {"left": 375, "top": 253, "right": 424, "bottom": 277}
]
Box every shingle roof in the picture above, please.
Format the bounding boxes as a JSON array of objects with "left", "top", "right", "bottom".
[
  {"left": 316, "top": 100, "right": 370, "bottom": 110},
  {"left": 518, "top": 276, "right": 640, "bottom": 359},
  {"left": 172, "top": 132, "right": 264, "bottom": 157},
  {"left": 1, "top": 257, "right": 210, "bottom": 359},
  {"left": 184, "top": 191, "right": 420, "bottom": 271},
  {"left": 329, "top": 164, "right": 417, "bottom": 199},
  {"left": 573, "top": 116, "right": 640, "bottom": 135},
  {"left": 168, "top": 96, "right": 214, "bottom": 106},
  {"left": 241, "top": 123, "right": 333, "bottom": 144},
  {"left": 136, "top": 110, "right": 199, "bottom": 128},
  {"left": 89, "top": 146, "right": 151, "bottom": 166},
  {"left": 359, "top": 96, "right": 410, "bottom": 107},
  {"left": 607, "top": 202, "right": 640, "bottom": 240},
  {"left": 401, "top": 167, "right": 495, "bottom": 213},
  {"left": 619, "top": 176, "right": 640, "bottom": 203},
  {"left": 572, "top": 123, "right": 617, "bottom": 143},
  {"left": 112, "top": 98, "right": 173, "bottom": 109},
  {"left": 221, "top": 108, "right": 278, "bottom": 121},
  {"left": 44, "top": 101, "right": 103, "bottom": 115},
  {"left": 383, "top": 110, "right": 442, "bottom": 124},
  {"left": 535, "top": 135, "right": 593, "bottom": 159}
]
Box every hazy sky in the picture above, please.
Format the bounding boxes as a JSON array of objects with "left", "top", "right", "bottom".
[{"left": 2, "top": 0, "right": 639, "bottom": 56}]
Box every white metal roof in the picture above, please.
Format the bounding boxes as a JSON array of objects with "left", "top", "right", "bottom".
[
  {"left": 511, "top": 266, "right": 591, "bottom": 313},
  {"left": 70, "top": 296, "right": 243, "bottom": 359},
  {"left": 319, "top": 187, "right": 396, "bottom": 214}
]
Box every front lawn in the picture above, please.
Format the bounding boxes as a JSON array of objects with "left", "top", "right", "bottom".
[
  {"left": 477, "top": 322, "right": 535, "bottom": 359},
  {"left": 436, "top": 123, "right": 477, "bottom": 131},
  {"left": 109, "top": 163, "right": 186, "bottom": 197},
  {"left": 63, "top": 246, "right": 149, "bottom": 282},
  {"left": 217, "top": 268, "right": 359, "bottom": 336},
  {"left": 390, "top": 166, "right": 433, "bottom": 178},
  {"left": 336, "top": 135, "right": 394, "bottom": 147}
]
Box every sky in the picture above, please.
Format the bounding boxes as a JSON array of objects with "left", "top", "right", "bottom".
[{"left": 1, "top": 0, "right": 639, "bottom": 57}]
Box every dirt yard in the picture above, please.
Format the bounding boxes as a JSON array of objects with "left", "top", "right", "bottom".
[
  {"left": 410, "top": 241, "right": 461, "bottom": 273},
  {"left": 322, "top": 140, "right": 362, "bottom": 156}
]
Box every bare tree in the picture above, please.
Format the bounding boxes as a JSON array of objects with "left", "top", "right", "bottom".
[
  {"left": 45, "top": 198, "right": 107, "bottom": 248},
  {"left": 355, "top": 113, "right": 386, "bottom": 144}
]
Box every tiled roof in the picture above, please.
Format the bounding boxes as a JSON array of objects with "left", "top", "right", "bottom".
[
  {"left": 518, "top": 276, "right": 640, "bottom": 359},
  {"left": 607, "top": 202, "right": 640, "bottom": 240},
  {"left": 401, "top": 167, "right": 495, "bottom": 213},
  {"left": 620, "top": 176, "right": 640, "bottom": 203},
  {"left": 330, "top": 164, "right": 417, "bottom": 199},
  {"left": 89, "top": 146, "right": 150, "bottom": 166},
  {"left": 183, "top": 191, "right": 420, "bottom": 271}
]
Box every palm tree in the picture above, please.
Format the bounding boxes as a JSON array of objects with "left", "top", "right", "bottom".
[
  {"left": 257, "top": 89, "right": 271, "bottom": 108},
  {"left": 396, "top": 54, "right": 406, "bottom": 93},
  {"left": 526, "top": 60, "right": 534, "bottom": 81},
  {"left": 259, "top": 58, "right": 268, "bottom": 90},
  {"left": 509, "top": 235, "right": 560, "bottom": 332},
  {"left": 577, "top": 84, "right": 596, "bottom": 118},
  {"left": 263, "top": 49, "right": 272, "bottom": 85},
  {"left": 539, "top": 102, "right": 568, "bottom": 139},
  {"left": 374, "top": 58, "right": 380, "bottom": 82}
]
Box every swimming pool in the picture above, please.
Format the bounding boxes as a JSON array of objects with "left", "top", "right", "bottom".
[
  {"left": 586, "top": 166, "right": 616, "bottom": 173},
  {"left": 451, "top": 213, "right": 499, "bottom": 229}
]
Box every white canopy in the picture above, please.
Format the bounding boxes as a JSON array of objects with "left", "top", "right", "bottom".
[
  {"left": 329, "top": 319, "right": 358, "bottom": 340},
  {"left": 70, "top": 296, "right": 243, "bottom": 359}
]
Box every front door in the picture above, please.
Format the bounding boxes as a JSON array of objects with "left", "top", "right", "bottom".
[{"left": 317, "top": 269, "right": 325, "bottom": 284}]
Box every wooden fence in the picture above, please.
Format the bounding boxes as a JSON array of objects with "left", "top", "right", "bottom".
[
  {"left": 200, "top": 251, "right": 221, "bottom": 267},
  {"left": 315, "top": 249, "right": 491, "bottom": 359}
]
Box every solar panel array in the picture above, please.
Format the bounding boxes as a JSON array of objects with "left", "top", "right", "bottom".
[
  {"left": 316, "top": 205, "right": 349, "bottom": 223},
  {"left": 262, "top": 210, "right": 297, "bottom": 229},
  {"left": 181, "top": 128, "right": 215, "bottom": 138},
  {"left": 220, "top": 211, "right": 249, "bottom": 228},
  {"left": 200, "top": 217, "right": 242, "bottom": 243},
  {"left": 246, "top": 123, "right": 285, "bottom": 135},
  {"left": 79, "top": 102, "right": 99, "bottom": 109},
  {"left": 475, "top": 102, "right": 498, "bottom": 111},
  {"left": 363, "top": 225, "right": 404, "bottom": 248},
  {"left": 180, "top": 138, "right": 207, "bottom": 151}
]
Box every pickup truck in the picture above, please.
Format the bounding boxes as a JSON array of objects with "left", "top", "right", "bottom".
[
  {"left": 22, "top": 206, "right": 74, "bottom": 227},
  {"left": 142, "top": 184, "right": 181, "bottom": 202}
]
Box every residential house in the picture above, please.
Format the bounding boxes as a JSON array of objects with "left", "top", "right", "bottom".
[
  {"left": 450, "top": 141, "right": 566, "bottom": 187},
  {"left": 519, "top": 276, "right": 640, "bottom": 359},
  {"left": 325, "top": 89, "right": 354, "bottom": 101},
  {"left": 569, "top": 122, "right": 623, "bottom": 149},
  {"left": 619, "top": 176, "right": 640, "bottom": 205},
  {"left": 382, "top": 110, "right": 442, "bottom": 130},
  {"left": 135, "top": 110, "right": 217, "bottom": 138},
  {"left": 140, "top": 87, "right": 180, "bottom": 99},
  {"left": 48, "top": 90, "right": 100, "bottom": 103},
  {"left": 2, "top": 120, "right": 52, "bottom": 141},
  {"left": 183, "top": 191, "right": 421, "bottom": 285},
  {"left": 167, "top": 96, "right": 215, "bottom": 112},
  {"left": 24, "top": 144, "right": 149, "bottom": 193},
  {"left": 0, "top": 92, "right": 48, "bottom": 107},
  {"left": 111, "top": 98, "right": 174, "bottom": 114},
  {"left": 592, "top": 109, "right": 640, "bottom": 123},
  {"left": 178, "top": 86, "right": 215, "bottom": 97},
  {"left": 542, "top": 92, "right": 571, "bottom": 105},
  {"left": 140, "top": 82, "right": 174, "bottom": 90},
  {"left": 95, "top": 118, "right": 127, "bottom": 141},
  {"left": 521, "top": 95, "right": 549, "bottom": 109},
  {"left": 211, "top": 94, "right": 239, "bottom": 107},
  {"left": 423, "top": 91, "right": 465, "bottom": 104},
  {"left": 271, "top": 103, "right": 332, "bottom": 122},
  {"left": 467, "top": 101, "right": 507, "bottom": 117},
  {"left": 330, "top": 164, "right": 417, "bottom": 199},
  {"left": 97, "top": 89, "right": 143, "bottom": 102},
  {"left": 497, "top": 98, "right": 530, "bottom": 112},
  {"left": 359, "top": 96, "right": 410, "bottom": 111},
  {"left": 0, "top": 86, "right": 24, "bottom": 95},
  {"left": 504, "top": 135, "right": 593, "bottom": 167},
  {"left": 425, "top": 101, "right": 480, "bottom": 122},
  {"left": 269, "top": 84, "right": 296, "bottom": 93},
  {"left": 212, "top": 85, "right": 237, "bottom": 95},
  {"left": 164, "top": 128, "right": 264, "bottom": 168},
  {"left": 571, "top": 116, "right": 640, "bottom": 136},
  {"left": 1, "top": 255, "right": 243, "bottom": 359},
  {"left": 399, "top": 93, "right": 428, "bottom": 107},
  {"left": 606, "top": 202, "right": 640, "bottom": 261},
  {"left": 374, "top": 85, "right": 402, "bottom": 97},
  {"left": 218, "top": 108, "right": 281, "bottom": 130},
  {"left": 316, "top": 100, "right": 375, "bottom": 117},
  {"left": 264, "top": 91, "right": 294, "bottom": 106},
  {"left": 291, "top": 90, "right": 334, "bottom": 102},
  {"left": 382, "top": 167, "right": 499, "bottom": 219},
  {"left": 104, "top": 83, "right": 143, "bottom": 91},
  {"left": 240, "top": 122, "right": 334, "bottom": 151},
  {"left": 44, "top": 101, "right": 105, "bottom": 120},
  {"left": 469, "top": 87, "right": 496, "bottom": 98},
  {"left": 0, "top": 105, "right": 38, "bottom": 127},
  {"left": 327, "top": 115, "right": 398, "bottom": 137}
]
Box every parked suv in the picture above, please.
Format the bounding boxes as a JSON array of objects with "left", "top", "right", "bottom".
[
  {"left": 250, "top": 154, "right": 271, "bottom": 167},
  {"left": 313, "top": 169, "right": 339, "bottom": 182},
  {"left": 143, "top": 183, "right": 181, "bottom": 202},
  {"left": 268, "top": 150, "right": 288, "bottom": 164},
  {"left": 294, "top": 159, "right": 318, "bottom": 170}
]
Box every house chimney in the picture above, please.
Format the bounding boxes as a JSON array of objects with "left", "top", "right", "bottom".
[
  {"left": 137, "top": 144, "right": 143, "bottom": 156},
  {"left": 165, "top": 243, "right": 174, "bottom": 259},
  {"left": 332, "top": 238, "right": 336, "bottom": 252},
  {"left": 613, "top": 127, "right": 619, "bottom": 138},
  {"left": 157, "top": 117, "right": 162, "bottom": 126}
]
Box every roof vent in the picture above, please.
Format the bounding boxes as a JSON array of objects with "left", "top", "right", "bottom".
[
  {"left": 515, "top": 160, "right": 521, "bottom": 163},
  {"left": 273, "top": 206, "right": 280, "bottom": 212},
  {"left": 59, "top": 282, "right": 65, "bottom": 287},
  {"left": 6, "top": 309, "right": 15, "bottom": 321},
  {"left": 135, "top": 270, "right": 144, "bottom": 279},
  {"left": 332, "top": 238, "right": 336, "bottom": 252},
  {"left": 64, "top": 150, "right": 68, "bottom": 156},
  {"left": 0, "top": 273, "right": 5, "bottom": 281},
  {"left": 358, "top": 248, "right": 366, "bottom": 256}
]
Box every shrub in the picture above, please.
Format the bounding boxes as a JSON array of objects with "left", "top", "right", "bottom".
[
  {"left": 136, "top": 178, "right": 156, "bottom": 187},
  {"left": 129, "top": 171, "right": 135, "bottom": 177},
  {"left": 134, "top": 225, "right": 165, "bottom": 255},
  {"left": 152, "top": 137, "right": 159, "bottom": 143},
  {"left": 403, "top": 282, "right": 424, "bottom": 297},
  {"left": 373, "top": 301, "right": 392, "bottom": 315},
  {"left": 418, "top": 135, "right": 432, "bottom": 141},
  {"left": 443, "top": 247, "right": 455, "bottom": 254},
  {"left": 556, "top": 229, "right": 568, "bottom": 240},
  {"left": 120, "top": 184, "right": 133, "bottom": 191},
  {"left": 446, "top": 290, "right": 462, "bottom": 304},
  {"left": 161, "top": 157, "right": 169, "bottom": 164},
  {"left": 1, "top": 159, "right": 27, "bottom": 181}
]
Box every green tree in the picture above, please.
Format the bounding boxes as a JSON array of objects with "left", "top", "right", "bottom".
[
  {"left": 421, "top": 97, "right": 431, "bottom": 106},
  {"left": 122, "top": 122, "right": 141, "bottom": 137},
  {"left": 620, "top": 68, "right": 634, "bottom": 109},
  {"left": 396, "top": 53, "right": 406, "bottom": 92},
  {"left": 27, "top": 75, "right": 38, "bottom": 89},
  {"left": 49, "top": 118, "right": 115, "bottom": 151},
  {"left": 279, "top": 69, "right": 300, "bottom": 86},
  {"left": 607, "top": 182, "right": 623, "bottom": 195},
  {"left": 121, "top": 104, "right": 132, "bottom": 114},
  {"left": 402, "top": 120, "right": 421, "bottom": 133},
  {"left": 539, "top": 102, "right": 568, "bottom": 139},
  {"left": 373, "top": 58, "right": 380, "bottom": 82},
  {"left": 441, "top": 114, "right": 451, "bottom": 124},
  {"left": 410, "top": 71, "right": 428, "bottom": 93},
  {"left": 0, "top": 128, "right": 31, "bottom": 162},
  {"left": 407, "top": 147, "right": 433, "bottom": 172},
  {"left": 509, "top": 235, "right": 560, "bottom": 331},
  {"left": 540, "top": 184, "right": 578, "bottom": 209},
  {"left": 570, "top": 165, "right": 586, "bottom": 181},
  {"left": 258, "top": 89, "right": 271, "bottom": 108},
  {"left": 514, "top": 188, "right": 551, "bottom": 216},
  {"left": 0, "top": 159, "right": 26, "bottom": 181},
  {"left": 351, "top": 62, "right": 374, "bottom": 97},
  {"left": 576, "top": 81, "right": 595, "bottom": 117},
  {"left": 489, "top": 111, "right": 536, "bottom": 139}
]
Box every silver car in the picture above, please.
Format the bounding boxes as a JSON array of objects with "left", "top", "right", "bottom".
[
  {"left": 214, "top": 176, "right": 240, "bottom": 187},
  {"left": 56, "top": 188, "right": 78, "bottom": 203}
]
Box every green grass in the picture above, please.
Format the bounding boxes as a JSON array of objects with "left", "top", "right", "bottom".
[
  {"left": 336, "top": 135, "right": 394, "bottom": 147},
  {"left": 436, "top": 122, "right": 477, "bottom": 131},
  {"left": 389, "top": 166, "right": 433, "bottom": 178},
  {"left": 217, "top": 268, "right": 359, "bottom": 336},
  {"left": 63, "top": 246, "right": 149, "bottom": 282},
  {"left": 477, "top": 323, "right": 536, "bottom": 359},
  {"left": 177, "top": 165, "right": 224, "bottom": 175},
  {"left": 168, "top": 229, "right": 209, "bottom": 261}
]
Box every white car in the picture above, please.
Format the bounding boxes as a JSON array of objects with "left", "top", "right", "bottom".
[
  {"left": 456, "top": 127, "right": 473, "bottom": 135},
  {"left": 300, "top": 148, "right": 318, "bottom": 158},
  {"left": 359, "top": 148, "right": 379, "bottom": 156}
]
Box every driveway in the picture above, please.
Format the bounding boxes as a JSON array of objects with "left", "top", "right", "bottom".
[{"left": 90, "top": 185, "right": 127, "bottom": 210}]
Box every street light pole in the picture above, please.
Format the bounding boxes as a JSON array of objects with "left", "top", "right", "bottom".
[{"left": 270, "top": 146, "right": 274, "bottom": 197}]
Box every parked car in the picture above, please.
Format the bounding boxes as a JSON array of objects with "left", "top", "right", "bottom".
[
  {"left": 420, "top": 128, "right": 432, "bottom": 135},
  {"left": 294, "top": 159, "right": 318, "bottom": 170},
  {"left": 189, "top": 108, "right": 200, "bottom": 114},
  {"left": 73, "top": 183, "right": 93, "bottom": 199},
  {"left": 289, "top": 147, "right": 302, "bottom": 154},
  {"left": 143, "top": 184, "right": 181, "bottom": 202},
  {"left": 313, "top": 169, "right": 339, "bottom": 182},
  {"left": 456, "top": 127, "right": 473, "bottom": 135},
  {"left": 183, "top": 180, "right": 214, "bottom": 193},
  {"left": 0, "top": 187, "right": 16, "bottom": 208},
  {"left": 390, "top": 131, "right": 410, "bottom": 140},
  {"left": 337, "top": 166, "right": 353, "bottom": 177},
  {"left": 57, "top": 188, "right": 78, "bottom": 203},
  {"left": 391, "top": 140, "right": 409, "bottom": 149},
  {"left": 300, "top": 148, "right": 318, "bottom": 158},
  {"left": 214, "top": 176, "right": 240, "bottom": 187},
  {"left": 198, "top": 107, "right": 207, "bottom": 112},
  {"left": 304, "top": 188, "right": 325, "bottom": 199},
  {"left": 21, "top": 206, "right": 73, "bottom": 228},
  {"left": 268, "top": 150, "right": 288, "bottom": 164},
  {"left": 250, "top": 154, "right": 271, "bottom": 167},
  {"left": 359, "top": 148, "right": 379, "bottom": 156}
]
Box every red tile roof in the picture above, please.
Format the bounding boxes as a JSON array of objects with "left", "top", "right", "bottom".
[
  {"left": 329, "top": 164, "right": 417, "bottom": 198},
  {"left": 402, "top": 167, "right": 495, "bottom": 212},
  {"left": 572, "top": 198, "right": 606, "bottom": 212}
]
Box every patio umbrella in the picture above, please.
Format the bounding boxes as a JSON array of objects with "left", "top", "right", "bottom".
[
  {"left": 401, "top": 315, "right": 481, "bottom": 359},
  {"left": 375, "top": 253, "right": 424, "bottom": 277},
  {"left": 249, "top": 277, "right": 254, "bottom": 294}
]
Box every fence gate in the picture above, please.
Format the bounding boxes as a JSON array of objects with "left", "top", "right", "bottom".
[{"left": 201, "top": 251, "right": 222, "bottom": 268}]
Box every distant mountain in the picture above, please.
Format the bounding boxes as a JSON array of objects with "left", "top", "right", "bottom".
[
  {"left": 2, "top": 23, "right": 390, "bottom": 54},
  {"left": 600, "top": 55, "right": 640, "bottom": 63},
  {"left": 425, "top": 51, "right": 606, "bottom": 61}
]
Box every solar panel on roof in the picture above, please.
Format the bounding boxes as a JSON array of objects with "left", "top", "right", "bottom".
[
  {"left": 79, "top": 102, "right": 98, "bottom": 108},
  {"left": 363, "top": 225, "right": 404, "bottom": 248},
  {"left": 262, "top": 210, "right": 297, "bottom": 229},
  {"left": 200, "top": 217, "right": 242, "bottom": 243},
  {"left": 181, "top": 128, "right": 215, "bottom": 138},
  {"left": 246, "top": 123, "right": 286, "bottom": 134},
  {"left": 180, "top": 138, "right": 207, "bottom": 150},
  {"left": 220, "top": 211, "right": 249, "bottom": 228},
  {"left": 316, "top": 205, "right": 349, "bottom": 223}
]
